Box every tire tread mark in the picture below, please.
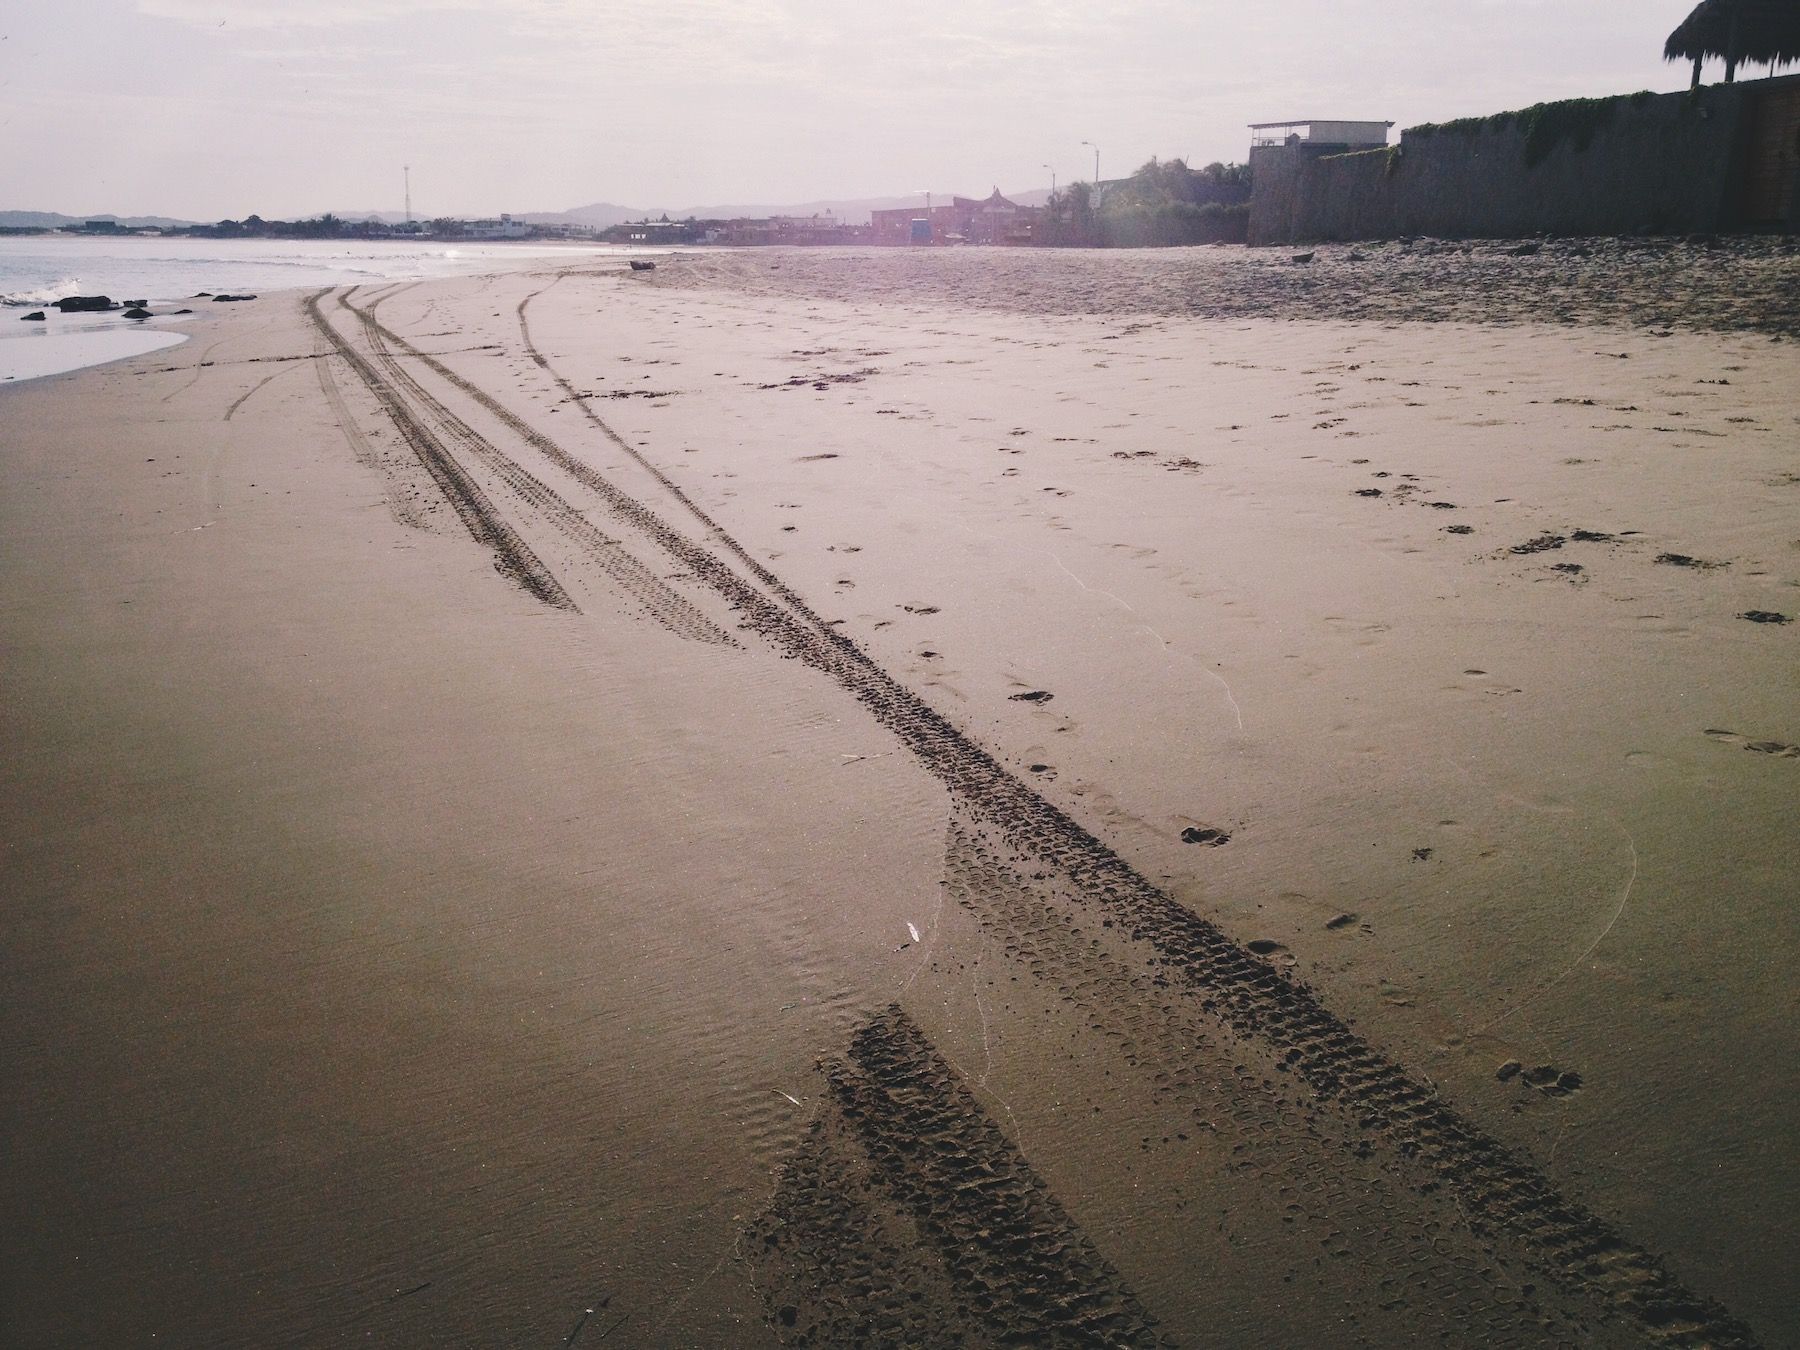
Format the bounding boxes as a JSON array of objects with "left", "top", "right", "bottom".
[
  {"left": 943, "top": 819, "right": 1578, "bottom": 1348},
  {"left": 519, "top": 284, "right": 834, "bottom": 637},
  {"left": 303, "top": 290, "right": 575, "bottom": 611},
  {"left": 755, "top": 1005, "right": 1159, "bottom": 1348},
  {"left": 343, "top": 291, "right": 735, "bottom": 646},
  {"left": 367, "top": 283, "right": 1757, "bottom": 1350}
]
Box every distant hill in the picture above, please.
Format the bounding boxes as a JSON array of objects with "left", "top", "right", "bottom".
[{"left": 0, "top": 210, "right": 199, "bottom": 230}]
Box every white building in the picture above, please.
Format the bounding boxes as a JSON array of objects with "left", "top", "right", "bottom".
[
  {"left": 466, "top": 213, "right": 530, "bottom": 240},
  {"left": 1249, "top": 119, "right": 1394, "bottom": 151}
]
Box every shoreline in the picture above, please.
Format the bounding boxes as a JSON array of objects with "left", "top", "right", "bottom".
[
  {"left": 4, "top": 255, "right": 1793, "bottom": 1347},
  {"left": 0, "top": 322, "right": 189, "bottom": 384}
]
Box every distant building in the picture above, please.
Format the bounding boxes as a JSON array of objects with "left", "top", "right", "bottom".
[
  {"left": 531, "top": 221, "right": 598, "bottom": 239},
  {"left": 466, "top": 213, "right": 530, "bottom": 240},
  {"left": 1246, "top": 122, "right": 1396, "bottom": 225},
  {"left": 605, "top": 219, "right": 707, "bottom": 245},
  {"left": 869, "top": 189, "right": 1042, "bottom": 246},
  {"left": 1248, "top": 120, "right": 1394, "bottom": 154}
]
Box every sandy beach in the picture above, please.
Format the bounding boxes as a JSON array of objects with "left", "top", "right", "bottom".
[{"left": 3, "top": 243, "right": 1795, "bottom": 1348}]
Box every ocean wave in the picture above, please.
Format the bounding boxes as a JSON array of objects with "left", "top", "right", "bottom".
[{"left": 1, "top": 277, "right": 83, "bottom": 306}]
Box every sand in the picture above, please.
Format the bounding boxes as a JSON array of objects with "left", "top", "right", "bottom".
[{"left": 2, "top": 243, "right": 1795, "bottom": 1348}]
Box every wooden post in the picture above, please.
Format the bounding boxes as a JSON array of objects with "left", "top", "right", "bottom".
[
  {"left": 1724, "top": 5, "right": 1742, "bottom": 83},
  {"left": 1692, "top": 54, "right": 1703, "bottom": 89}
]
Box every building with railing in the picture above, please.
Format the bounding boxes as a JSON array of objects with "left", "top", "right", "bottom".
[{"left": 1248, "top": 120, "right": 1394, "bottom": 152}]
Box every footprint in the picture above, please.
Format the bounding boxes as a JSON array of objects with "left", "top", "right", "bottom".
[
  {"left": 1509, "top": 534, "right": 1566, "bottom": 555},
  {"left": 1497, "top": 1061, "right": 1584, "bottom": 1097},
  {"left": 1705, "top": 729, "right": 1799, "bottom": 758},
  {"left": 1247, "top": 939, "right": 1294, "bottom": 967},
  {"left": 1009, "top": 689, "right": 1054, "bottom": 704},
  {"left": 1181, "top": 825, "right": 1231, "bottom": 846},
  {"left": 1655, "top": 552, "right": 1724, "bottom": 569}
]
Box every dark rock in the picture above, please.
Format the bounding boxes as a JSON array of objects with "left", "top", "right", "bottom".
[
  {"left": 1506, "top": 241, "right": 1541, "bottom": 257},
  {"left": 212, "top": 293, "right": 257, "bottom": 302},
  {"left": 122, "top": 299, "right": 146, "bottom": 307},
  {"left": 173, "top": 308, "right": 193, "bottom": 315},
  {"left": 1290, "top": 251, "right": 1315, "bottom": 265},
  {"left": 1496, "top": 1060, "right": 1522, "bottom": 1082},
  {"left": 20, "top": 310, "right": 45, "bottom": 321},
  {"left": 121, "top": 307, "right": 152, "bottom": 319},
  {"left": 55, "top": 295, "right": 115, "bottom": 312},
  {"left": 1008, "top": 689, "right": 1053, "bottom": 703},
  {"left": 629, "top": 260, "right": 656, "bottom": 271},
  {"left": 1739, "top": 610, "right": 1789, "bottom": 625}
]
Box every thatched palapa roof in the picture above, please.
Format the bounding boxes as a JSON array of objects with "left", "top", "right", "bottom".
[{"left": 1664, "top": 0, "right": 1800, "bottom": 75}]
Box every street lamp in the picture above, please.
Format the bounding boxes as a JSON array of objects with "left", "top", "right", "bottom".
[
  {"left": 1080, "top": 140, "right": 1099, "bottom": 184},
  {"left": 1042, "top": 163, "right": 1056, "bottom": 196}
]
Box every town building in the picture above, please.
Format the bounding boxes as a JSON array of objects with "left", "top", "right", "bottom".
[
  {"left": 869, "top": 189, "right": 1042, "bottom": 246},
  {"left": 465, "top": 213, "right": 530, "bottom": 240},
  {"left": 1249, "top": 119, "right": 1393, "bottom": 156}
]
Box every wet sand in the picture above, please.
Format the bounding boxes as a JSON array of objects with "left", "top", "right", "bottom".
[{"left": 3, "top": 244, "right": 1796, "bottom": 1348}]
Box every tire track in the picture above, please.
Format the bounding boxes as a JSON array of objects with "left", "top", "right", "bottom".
[
  {"left": 222, "top": 364, "right": 295, "bottom": 422},
  {"left": 516, "top": 281, "right": 838, "bottom": 639},
  {"left": 348, "top": 282, "right": 1756, "bottom": 1348},
  {"left": 339, "top": 290, "right": 735, "bottom": 646},
  {"left": 751, "top": 1005, "right": 1159, "bottom": 1348},
  {"left": 304, "top": 289, "right": 574, "bottom": 611},
  {"left": 312, "top": 338, "right": 444, "bottom": 533},
  {"left": 941, "top": 817, "right": 1580, "bottom": 1347}
]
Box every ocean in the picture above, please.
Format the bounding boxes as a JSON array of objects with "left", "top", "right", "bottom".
[{"left": 0, "top": 235, "right": 646, "bottom": 383}]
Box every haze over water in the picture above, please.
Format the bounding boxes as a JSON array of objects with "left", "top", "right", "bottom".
[
  {"left": 0, "top": 236, "right": 641, "bottom": 382},
  {"left": 0, "top": 235, "right": 636, "bottom": 309}
]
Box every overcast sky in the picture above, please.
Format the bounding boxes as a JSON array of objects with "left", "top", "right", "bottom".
[{"left": 1, "top": 1, "right": 1717, "bottom": 218}]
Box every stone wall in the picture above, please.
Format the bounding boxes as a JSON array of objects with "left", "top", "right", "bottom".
[{"left": 1249, "top": 76, "right": 1800, "bottom": 244}]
